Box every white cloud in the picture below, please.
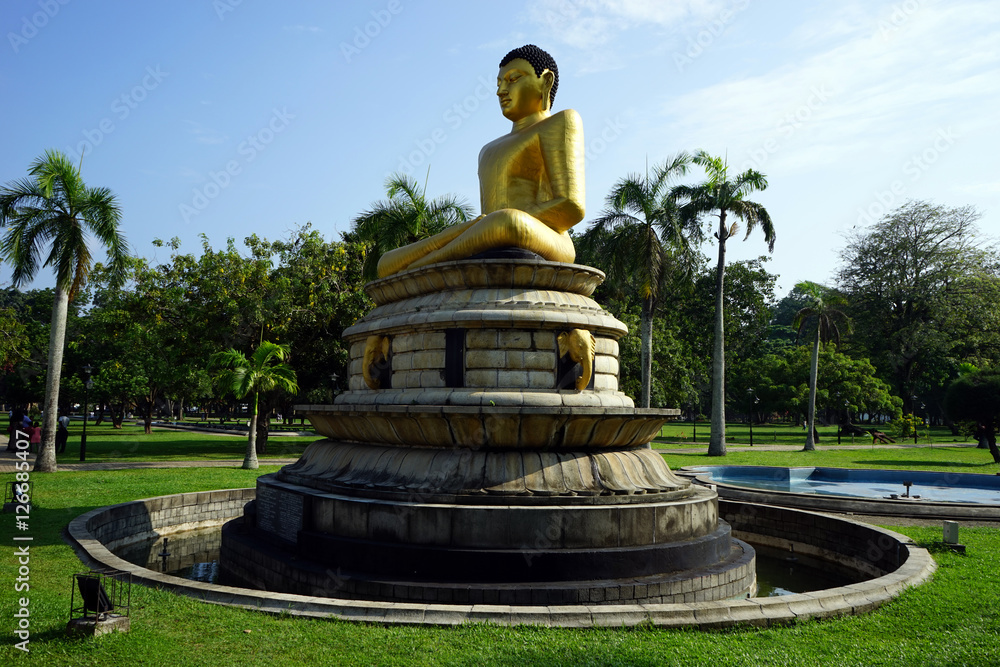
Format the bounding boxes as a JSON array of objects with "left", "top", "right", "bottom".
[
  {"left": 524, "top": 0, "right": 735, "bottom": 47},
  {"left": 659, "top": 1, "right": 1000, "bottom": 172},
  {"left": 182, "top": 120, "right": 228, "bottom": 145}
]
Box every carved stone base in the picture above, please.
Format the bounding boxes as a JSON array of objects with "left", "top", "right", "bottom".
[
  {"left": 219, "top": 473, "right": 757, "bottom": 605},
  {"left": 277, "top": 440, "right": 692, "bottom": 500}
]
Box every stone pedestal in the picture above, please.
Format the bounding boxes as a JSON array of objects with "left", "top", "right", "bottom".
[
  {"left": 220, "top": 258, "right": 755, "bottom": 604},
  {"left": 66, "top": 615, "right": 130, "bottom": 637}
]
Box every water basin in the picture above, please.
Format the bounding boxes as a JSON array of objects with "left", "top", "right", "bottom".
[
  {"left": 110, "top": 525, "right": 851, "bottom": 597},
  {"left": 685, "top": 466, "right": 1000, "bottom": 503},
  {"left": 682, "top": 466, "right": 1000, "bottom": 520}
]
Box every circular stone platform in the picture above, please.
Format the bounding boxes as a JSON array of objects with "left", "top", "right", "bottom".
[
  {"left": 221, "top": 258, "right": 746, "bottom": 604},
  {"left": 68, "top": 490, "right": 937, "bottom": 628}
]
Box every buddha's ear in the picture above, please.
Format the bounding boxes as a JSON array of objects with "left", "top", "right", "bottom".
[{"left": 540, "top": 69, "right": 555, "bottom": 109}]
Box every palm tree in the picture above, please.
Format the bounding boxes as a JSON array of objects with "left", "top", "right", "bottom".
[
  {"left": 210, "top": 341, "right": 298, "bottom": 470},
  {"left": 676, "top": 151, "right": 775, "bottom": 456},
  {"left": 352, "top": 171, "right": 474, "bottom": 280},
  {"left": 0, "top": 149, "right": 128, "bottom": 472},
  {"left": 579, "top": 154, "right": 701, "bottom": 408},
  {"left": 793, "top": 282, "right": 850, "bottom": 451}
]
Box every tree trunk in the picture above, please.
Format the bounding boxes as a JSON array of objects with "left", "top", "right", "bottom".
[
  {"left": 243, "top": 391, "right": 260, "bottom": 469},
  {"left": 804, "top": 327, "right": 820, "bottom": 451},
  {"left": 987, "top": 426, "right": 1000, "bottom": 464},
  {"left": 255, "top": 415, "right": 269, "bottom": 455},
  {"left": 708, "top": 215, "right": 728, "bottom": 456},
  {"left": 35, "top": 284, "right": 69, "bottom": 472},
  {"left": 640, "top": 296, "right": 653, "bottom": 410}
]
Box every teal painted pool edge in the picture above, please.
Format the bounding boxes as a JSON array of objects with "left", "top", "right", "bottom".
[{"left": 680, "top": 465, "right": 1000, "bottom": 518}]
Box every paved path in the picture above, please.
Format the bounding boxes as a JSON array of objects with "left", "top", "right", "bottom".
[{"left": 0, "top": 434, "right": 299, "bottom": 473}]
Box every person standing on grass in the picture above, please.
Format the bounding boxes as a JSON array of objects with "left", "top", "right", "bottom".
[
  {"left": 28, "top": 420, "right": 42, "bottom": 453},
  {"left": 56, "top": 412, "right": 70, "bottom": 453}
]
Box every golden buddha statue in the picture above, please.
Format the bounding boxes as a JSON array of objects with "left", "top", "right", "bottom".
[{"left": 377, "top": 45, "right": 585, "bottom": 278}]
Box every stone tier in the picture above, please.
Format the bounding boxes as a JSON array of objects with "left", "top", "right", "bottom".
[
  {"left": 277, "top": 441, "right": 692, "bottom": 501},
  {"left": 218, "top": 474, "right": 757, "bottom": 605},
  {"left": 337, "top": 259, "right": 631, "bottom": 402},
  {"left": 300, "top": 406, "right": 678, "bottom": 450}
]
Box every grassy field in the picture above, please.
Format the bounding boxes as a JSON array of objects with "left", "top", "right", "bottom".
[
  {"left": 48, "top": 421, "right": 314, "bottom": 463},
  {"left": 2, "top": 431, "right": 998, "bottom": 665},
  {"left": 657, "top": 421, "right": 976, "bottom": 447},
  {"left": 656, "top": 444, "right": 1000, "bottom": 475}
]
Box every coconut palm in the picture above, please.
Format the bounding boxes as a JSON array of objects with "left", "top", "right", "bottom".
[
  {"left": 675, "top": 151, "right": 774, "bottom": 456},
  {"left": 352, "top": 172, "right": 474, "bottom": 280},
  {"left": 210, "top": 341, "right": 298, "bottom": 470},
  {"left": 0, "top": 149, "right": 128, "bottom": 472},
  {"left": 579, "top": 153, "right": 701, "bottom": 407},
  {"left": 793, "top": 281, "right": 851, "bottom": 451}
]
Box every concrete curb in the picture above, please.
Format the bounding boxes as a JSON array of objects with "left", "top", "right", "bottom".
[{"left": 65, "top": 489, "right": 937, "bottom": 628}]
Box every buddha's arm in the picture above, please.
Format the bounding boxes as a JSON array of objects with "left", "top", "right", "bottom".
[{"left": 525, "top": 109, "right": 585, "bottom": 233}]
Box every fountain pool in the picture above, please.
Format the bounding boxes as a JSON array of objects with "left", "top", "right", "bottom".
[{"left": 682, "top": 466, "right": 1000, "bottom": 520}]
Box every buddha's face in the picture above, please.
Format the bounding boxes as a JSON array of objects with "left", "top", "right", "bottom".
[{"left": 497, "top": 58, "right": 551, "bottom": 121}]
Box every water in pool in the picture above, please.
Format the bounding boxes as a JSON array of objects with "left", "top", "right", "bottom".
[{"left": 113, "top": 527, "right": 852, "bottom": 597}]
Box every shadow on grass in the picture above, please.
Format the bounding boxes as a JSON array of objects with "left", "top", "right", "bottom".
[{"left": 53, "top": 436, "right": 311, "bottom": 462}]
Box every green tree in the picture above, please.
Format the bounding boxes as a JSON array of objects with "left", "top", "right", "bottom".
[
  {"left": 579, "top": 154, "right": 701, "bottom": 407},
  {"left": 210, "top": 341, "right": 298, "bottom": 470},
  {"left": 675, "top": 152, "right": 775, "bottom": 456},
  {"left": 0, "top": 150, "right": 128, "bottom": 472},
  {"left": 793, "top": 282, "right": 851, "bottom": 451},
  {"left": 944, "top": 370, "right": 1000, "bottom": 464},
  {"left": 838, "top": 200, "right": 999, "bottom": 412},
  {"left": 753, "top": 344, "right": 900, "bottom": 425},
  {"left": 0, "top": 306, "right": 28, "bottom": 373},
  {"left": 352, "top": 173, "right": 474, "bottom": 280}
]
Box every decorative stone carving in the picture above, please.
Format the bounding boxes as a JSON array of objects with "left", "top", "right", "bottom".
[{"left": 557, "top": 328, "right": 596, "bottom": 391}]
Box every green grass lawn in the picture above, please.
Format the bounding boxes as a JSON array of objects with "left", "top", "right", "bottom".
[
  {"left": 4, "top": 431, "right": 999, "bottom": 665},
  {"left": 1, "top": 466, "right": 997, "bottom": 666},
  {"left": 658, "top": 421, "right": 977, "bottom": 448},
  {"left": 51, "top": 421, "right": 313, "bottom": 463}
]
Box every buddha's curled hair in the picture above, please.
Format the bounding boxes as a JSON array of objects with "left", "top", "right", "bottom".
[{"left": 499, "top": 44, "right": 559, "bottom": 108}]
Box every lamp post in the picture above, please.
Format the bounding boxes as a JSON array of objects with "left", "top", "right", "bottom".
[
  {"left": 689, "top": 402, "right": 696, "bottom": 443},
  {"left": 80, "top": 364, "right": 93, "bottom": 462},
  {"left": 911, "top": 395, "right": 918, "bottom": 444},
  {"left": 922, "top": 402, "right": 928, "bottom": 447},
  {"left": 844, "top": 399, "right": 850, "bottom": 445},
  {"left": 747, "top": 389, "right": 758, "bottom": 447}
]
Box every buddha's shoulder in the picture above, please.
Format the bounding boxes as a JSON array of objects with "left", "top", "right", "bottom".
[{"left": 543, "top": 108, "right": 582, "bottom": 131}]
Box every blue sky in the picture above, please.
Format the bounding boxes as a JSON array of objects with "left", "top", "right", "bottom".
[{"left": 2, "top": 0, "right": 998, "bottom": 297}]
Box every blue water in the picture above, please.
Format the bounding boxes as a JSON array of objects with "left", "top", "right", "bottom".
[{"left": 688, "top": 466, "right": 1000, "bottom": 504}]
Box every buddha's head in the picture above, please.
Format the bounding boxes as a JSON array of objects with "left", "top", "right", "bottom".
[{"left": 497, "top": 44, "right": 558, "bottom": 121}]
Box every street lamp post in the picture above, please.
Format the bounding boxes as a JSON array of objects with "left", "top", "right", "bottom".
[
  {"left": 80, "top": 364, "right": 93, "bottom": 462},
  {"left": 747, "top": 389, "right": 757, "bottom": 447},
  {"left": 912, "top": 395, "right": 919, "bottom": 445},
  {"left": 689, "top": 402, "right": 696, "bottom": 443}
]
